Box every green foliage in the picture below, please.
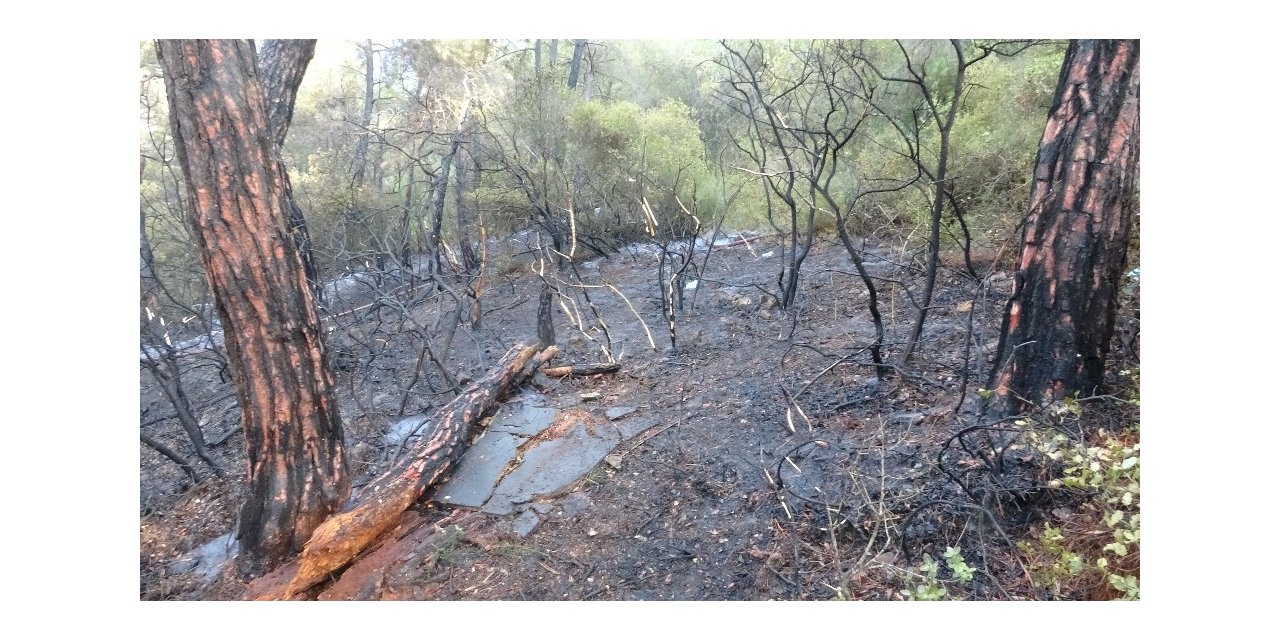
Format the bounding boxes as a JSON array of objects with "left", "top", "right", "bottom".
[
  {"left": 142, "top": 38, "right": 1072, "bottom": 288},
  {"left": 900, "top": 547, "right": 974, "bottom": 600},
  {"left": 948, "top": 43, "right": 1067, "bottom": 248},
  {"left": 1020, "top": 426, "right": 1141, "bottom": 600}
]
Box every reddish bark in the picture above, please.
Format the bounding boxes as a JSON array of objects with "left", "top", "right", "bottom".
[
  {"left": 156, "top": 39, "right": 349, "bottom": 573},
  {"left": 258, "top": 39, "right": 322, "bottom": 302},
  {"left": 989, "top": 40, "right": 1139, "bottom": 415}
]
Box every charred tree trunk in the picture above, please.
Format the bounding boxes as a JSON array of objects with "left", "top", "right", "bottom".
[
  {"left": 156, "top": 39, "right": 350, "bottom": 575},
  {"left": 988, "top": 40, "right": 1139, "bottom": 416},
  {"left": 141, "top": 432, "right": 201, "bottom": 484},
  {"left": 258, "top": 39, "right": 324, "bottom": 306},
  {"left": 430, "top": 144, "right": 457, "bottom": 276},
  {"left": 900, "top": 39, "right": 967, "bottom": 366},
  {"left": 537, "top": 283, "right": 556, "bottom": 348},
  {"left": 567, "top": 39, "right": 587, "bottom": 88}
]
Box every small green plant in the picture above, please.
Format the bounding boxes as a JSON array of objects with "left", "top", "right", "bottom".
[
  {"left": 1021, "top": 427, "right": 1140, "bottom": 600},
  {"left": 943, "top": 546, "right": 975, "bottom": 584},
  {"left": 901, "top": 547, "right": 974, "bottom": 600}
]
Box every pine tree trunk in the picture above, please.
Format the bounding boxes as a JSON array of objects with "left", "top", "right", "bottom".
[
  {"left": 567, "top": 39, "right": 587, "bottom": 88},
  {"left": 988, "top": 40, "right": 1140, "bottom": 416},
  {"left": 156, "top": 39, "right": 350, "bottom": 574},
  {"left": 259, "top": 39, "right": 323, "bottom": 305}
]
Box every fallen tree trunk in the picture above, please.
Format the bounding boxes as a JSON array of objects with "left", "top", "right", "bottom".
[
  {"left": 541, "top": 362, "right": 621, "bottom": 377},
  {"left": 246, "top": 342, "right": 557, "bottom": 599}
]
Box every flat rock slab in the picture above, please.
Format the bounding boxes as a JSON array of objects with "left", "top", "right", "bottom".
[
  {"left": 605, "top": 406, "right": 637, "bottom": 421},
  {"left": 490, "top": 405, "right": 557, "bottom": 437},
  {"left": 436, "top": 431, "right": 525, "bottom": 508},
  {"left": 484, "top": 421, "right": 621, "bottom": 514},
  {"left": 615, "top": 416, "right": 661, "bottom": 440}
]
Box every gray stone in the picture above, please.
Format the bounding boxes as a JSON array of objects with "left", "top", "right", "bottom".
[
  {"left": 168, "top": 532, "right": 236, "bottom": 588},
  {"left": 490, "top": 405, "right": 557, "bottom": 437},
  {"left": 384, "top": 414, "right": 430, "bottom": 446},
  {"left": 436, "top": 431, "right": 525, "bottom": 508},
  {"left": 560, "top": 491, "right": 592, "bottom": 518},
  {"left": 486, "top": 421, "right": 620, "bottom": 512},
  {"left": 615, "top": 416, "right": 661, "bottom": 440},
  {"left": 889, "top": 412, "right": 925, "bottom": 426},
  {"left": 530, "top": 502, "right": 555, "bottom": 514},
  {"left": 512, "top": 510, "right": 540, "bottom": 537},
  {"left": 605, "top": 406, "right": 637, "bottom": 421}
]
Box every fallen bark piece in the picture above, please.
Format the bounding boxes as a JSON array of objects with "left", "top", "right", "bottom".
[
  {"left": 246, "top": 343, "right": 556, "bottom": 600},
  {"left": 541, "top": 362, "right": 621, "bottom": 377}
]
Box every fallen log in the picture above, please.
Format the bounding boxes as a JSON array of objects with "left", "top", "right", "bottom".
[
  {"left": 540, "top": 362, "right": 621, "bottom": 377},
  {"left": 245, "top": 342, "right": 557, "bottom": 600}
]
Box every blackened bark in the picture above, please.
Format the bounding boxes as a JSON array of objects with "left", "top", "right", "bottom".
[
  {"left": 537, "top": 283, "right": 556, "bottom": 348},
  {"left": 988, "top": 40, "right": 1139, "bottom": 415},
  {"left": 156, "top": 39, "right": 350, "bottom": 574},
  {"left": 141, "top": 432, "right": 201, "bottom": 484},
  {"left": 900, "top": 40, "right": 967, "bottom": 366},
  {"left": 567, "top": 39, "right": 587, "bottom": 88},
  {"left": 430, "top": 144, "right": 457, "bottom": 275},
  {"left": 258, "top": 40, "right": 316, "bottom": 149},
  {"left": 259, "top": 39, "right": 323, "bottom": 305}
]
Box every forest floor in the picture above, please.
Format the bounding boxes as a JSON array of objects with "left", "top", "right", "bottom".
[{"left": 139, "top": 232, "right": 1140, "bottom": 601}]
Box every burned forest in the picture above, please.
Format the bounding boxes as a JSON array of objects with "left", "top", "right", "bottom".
[{"left": 139, "top": 38, "right": 1140, "bottom": 602}]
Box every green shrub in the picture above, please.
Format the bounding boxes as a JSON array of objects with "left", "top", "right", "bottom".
[{"left": 1020, "top": 423, "right": 1140, "bottom": 600}]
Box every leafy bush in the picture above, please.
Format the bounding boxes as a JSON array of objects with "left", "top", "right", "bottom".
[
  {"left": 900, "top": 546, "right": 975, "bottom": 601},
  {"left": 1019, "top": 423, "right": 1140, "bottom": 600}
]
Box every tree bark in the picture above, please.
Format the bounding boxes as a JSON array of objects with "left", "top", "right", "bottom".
[
  {"left": 537, "top": 283, "right": 556, "bottom": 348},
  {"left": 245, "top": 344, "right": 557, "bottom": 599},
  {"left": 988, "top": 40, "right": 1139, "bottom": 416},
  {"left": 567, "top": 39, "right": 587, "bottom": 88},
  {"left": 541, "top": 362, "right": 619, "bottom": 377},
  {"left": 258, "top": 39, "right": 324, "bottom": 305},
  {"left": 156, "top": 39, "right": 350, "bottom": 574}
]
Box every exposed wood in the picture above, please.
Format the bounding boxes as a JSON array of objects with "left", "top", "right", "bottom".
[
  {"left": 245, "top": 343, "right": 557, "bottom": 600},
  {"left": 541, "top": 362, "right": 621, "bottom": 378}
]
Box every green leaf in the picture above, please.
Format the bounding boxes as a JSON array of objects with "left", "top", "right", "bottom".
[{"left": 1120, "top": 456, "right": 1138, "bottom": 470}]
